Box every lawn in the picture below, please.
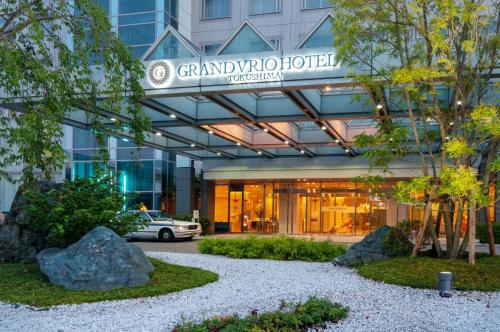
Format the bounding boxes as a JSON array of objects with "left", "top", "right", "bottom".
[
  {"left": 0, "top": 258, "right": 218, "bottom": 307},
  {"left": 198, "top": 235, "right": 347, "bottom": 262},
  {"left": 357, "top": 255, "right": 500, "bottom": 292}
]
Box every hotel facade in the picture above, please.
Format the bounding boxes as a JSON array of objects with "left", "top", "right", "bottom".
[{"left": 1, "top": 0, "right": 497, "bottom": 235}]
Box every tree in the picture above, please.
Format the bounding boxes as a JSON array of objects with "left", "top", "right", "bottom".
[
  {"left": 0, "top": 0, "right": 150, "bottom": 187},
  {"left": 329, "top": 0, "right": 499, "bottom": 263}
]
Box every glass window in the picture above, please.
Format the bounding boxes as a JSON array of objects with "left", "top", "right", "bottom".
[
  {"left": 72, "top": 162, "right": 96, "bottom": 179},
  {"left": 214, "top": 185, "right": 229, "bottom": 222},
  {"left": 220, "top": 25, "right": 273, "bottom": 55},
  {"left": 127, "top": 46, "right": 151, "bottom": 59},
  {"left": 118, "top": 24, "right": 156, "bottom": 46},
  {"left": 146, "top": 32, "right": 195, "bottom": 60},
  {"left": 251, "top": 0, "right": 280, "bottom": 15},
  {"left": 302, "top": 0, "right": 331, "bottom": 9},
  {"left": 203, "top": 0, "right": 230, "bottom": 19},
  {"left": 118, "top": 0, "right": 155, "bottom": 14},
  {"left": 203, "top": 43, "right": 222, "bottom": 55},
  {"left": 117, "top": 147, "right": 155, "bottom": 160},
  {"left": 118, "top": 12, "right": 155, "bottom": 25},
  {"left": 300, "top": 18, "right": 334, "bottom": 48},
  {"left": 270, "top": 38, "right": 281, "bottom": 50},
  {"left": 73, "top": 128, "right": 100, "bottom": 149},
  {"left": 117, "top": 161, "right": 154, "bottom": 192}
]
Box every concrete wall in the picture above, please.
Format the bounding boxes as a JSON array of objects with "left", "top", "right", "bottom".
[
  {"left": 190, "top": 0, "right": 331, "bottom": 51},
  {"left": 175, "top": 166, "right": 196, "bottom": 215}
]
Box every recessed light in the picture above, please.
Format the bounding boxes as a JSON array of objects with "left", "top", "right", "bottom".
[
  {"left": 300, "top": 150, "right": 305, "bottom": 154},
  {"left": 170, "top": 114, "right": 177, "bottom": 118},
  {"left": 376, "top": 104, "right": 383, "bottom": 110},
  {"left": 190, "top": 143, "right": 196, "bottom": 147},
  {"left": 217, "top": 152, "right": 221, "bottom": 156},
  {"left": 324, "top": 86, "right": 331, "bottom": 91},
  {"left": 110, "top": 117, "right": 117, "bottom": 122},
  {"left": 321, "top": 126, "right": 327, "bottom": 130},
  {"left": 335, "top": 139, "right": 340, "bottom": 143},
  {"left": 122, "top": 138, "right": 129, "bottom": 142},
  {"left": 236, "top": 142, "right": 241, "bottom": 146},
  {"left": 155, "top": 132, "right": 162, "bottom": 136},
  {"left": 284, "top": 140, "right": 289, "bottom": 144},
  {"left": 456, "top": 101, "right": 462, "bottom": 106},
  {"left": 257, "top": 151, "right": 262, "bottom": 155},
  {"left": 263, "top": 128, "right": 269, "bottom": 132},
  {"left": 345, "top": 148, "right": 350, "bottom": 153},
  {"left": 208, "top": 130, "right": 213, "bottom": 134}
]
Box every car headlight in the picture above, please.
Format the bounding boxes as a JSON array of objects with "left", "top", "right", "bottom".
[{"left": 175, "top": 225, "right": 188, "bottom": 230}]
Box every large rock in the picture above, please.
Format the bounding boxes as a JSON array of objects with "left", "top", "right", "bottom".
[
  {"left": 0, "top": 182, "right": 58, "bottom": 262},
  {"left": 36, "top": 226, "right": 154, "bottom": 291},
  {"left": 334, "top": 225, "right": 402, "bottom": 267}
]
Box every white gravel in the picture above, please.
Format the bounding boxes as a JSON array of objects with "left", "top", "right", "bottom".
[{"left": 1, "top": 252, "right": 499, "bottom": 332}]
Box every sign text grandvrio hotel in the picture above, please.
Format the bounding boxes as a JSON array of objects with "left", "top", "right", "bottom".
[{"left": 147, "top": 51, "right": 338, "bottom": 87}]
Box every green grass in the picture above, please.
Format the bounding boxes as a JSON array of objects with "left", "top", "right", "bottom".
[
  {"left": 357, "top": 255, "right": 500, "bottom": 292},
  {"left": 174, "top": 296, "right": 348, "bottom": 332},
  {"left": 198, "top": 235, "right": 347, "bottom": 262},
  {"left": 0, "top": 258, "right": 219, "bottom": 307}
]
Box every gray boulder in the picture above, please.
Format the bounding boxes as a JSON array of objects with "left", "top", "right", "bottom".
[
  {"left": 37, "top": 226, "right": 154, "bottom": 291},
  {"left": 334, "top": 225, "right": 402, "bottom": 267}
]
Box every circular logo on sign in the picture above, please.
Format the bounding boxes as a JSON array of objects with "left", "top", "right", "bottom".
[{"left": 148, "top": 60, "right": 171, "bottom": 86}]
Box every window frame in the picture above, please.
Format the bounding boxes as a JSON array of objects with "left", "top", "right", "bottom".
[
  {"left": 202, "top": 0, "right": 231, "bottom": 20},
  {"left": 249, "top": 0, "right": 282, "bottom": 16},
  {"left": 301, "top": 0, "right": 332, "bottom": 10}
]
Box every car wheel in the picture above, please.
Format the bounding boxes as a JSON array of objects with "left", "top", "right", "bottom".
[{"left": 158, "top": 229, "right": 174, "bottom": 242}]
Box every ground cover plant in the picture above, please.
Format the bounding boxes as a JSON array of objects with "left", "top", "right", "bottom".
[
  {"left": 198, "top": 236, "right": 347, "bottom": 262},
  {"left": 173, "top": 296, "right": 348, "bottom": 332},
  {"left": 0, "top": 258, "right": 218, "bottom": 307},
  {"left": 357, "top": 255, "right": 500, "bottom": 292}
]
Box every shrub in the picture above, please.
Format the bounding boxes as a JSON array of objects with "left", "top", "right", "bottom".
[
  {"left": 24, "top": 174, "right": 146, "bottom": 248},
  {"left": 173, "top": 296, "right": 348, "bottom": 332},
  {"left": 198, "top": 236, "right": 347, "bottom": 262},
  {"left": 477, "top": 224, "right": 500, "bottom": 243},
  {"left": 383, "top": 227, "right": 413, "bottom": 256}
]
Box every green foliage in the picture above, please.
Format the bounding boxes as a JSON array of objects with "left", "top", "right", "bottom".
[
  {"left": 0, "top": 0, "right": 150, "bottom": 186},
  {"left": 471, "top": 104, "right": 500, "bottom": 138},
  {"left": 444, "top": 139, "right": 475, "bottom": 159},
  {"left": 24, "top": 173, "right": 147, "bottom": 247},
  {"left": 383, "top": 226, "right": 414, "bottom": 256},
  {"left": 357, "top": 255, "right": 500, "bottom": 291},
  {"left": 198, "top": 236, "right": 347, "bottom": 262},
  {"left": 174, "top": 296, "right": 348, "bottom": 332},
  {"left": 393, "top": 177, "right": 431, "bottom": 204},
  {"left": 439, "top": 166, "right": 486, "bottom": 204},
  {"left": 476, "top": 224, "right": 500, "bottom": 244},
  {"left": 0, "top": 258, "right": 218, "bottom": 307}
]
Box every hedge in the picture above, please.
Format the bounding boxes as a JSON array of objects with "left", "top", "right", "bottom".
[{"left": 477, "top": 224, "right": 500, "bottom": 244}]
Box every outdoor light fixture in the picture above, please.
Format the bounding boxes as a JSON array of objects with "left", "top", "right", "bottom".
[
  {"left": 169, "top": 114, "right": 177, "bottom": 118},
  {"left": 438, "top": 272, "right": 453, "bottom": 297},
  {"left": 456, "top": 100, "right": 462, "bottom": 106},
  {"left": 376, "top": 104, "right": 383, "bottom": 110},
  {"left": 208, "top": 130, "right": 213, "bottom": 134},
  {"left": 321, "top": 126, "right": 327, "bottom": 130},
  {"left": 110, "top": 117, "right": 117, "bottom": 122},
  {"left": 155, "top": 132, "right": 162, "bottom": 136}
]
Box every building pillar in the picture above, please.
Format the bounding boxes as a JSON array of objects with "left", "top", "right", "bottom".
[
  {"left": 201, "top": 179, "right": 215, "bottom": 234},
  {"left": 175, "top": 166, "right": 195, "bottom": 216}
]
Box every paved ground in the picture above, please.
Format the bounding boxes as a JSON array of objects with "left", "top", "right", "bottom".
[{"left": 3, "top": 252, "right": 499, "bottom": 332}]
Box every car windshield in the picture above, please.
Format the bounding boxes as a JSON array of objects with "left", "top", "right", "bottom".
[{"left": 147, "top": 211, "right": 172, "bottom": 221}]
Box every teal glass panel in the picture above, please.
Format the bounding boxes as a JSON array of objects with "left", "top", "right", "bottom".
[
  {"left": 251, "top": 0, "right": 279, "bottom": 15},
  {"left": 146, "top": 32, "right": 195, "bottom": 60},
  {"left": 118, "top": 0, "right": 155, "bottom": 14},
  {"left": 300, "top": 18, "right": 334, "bottom": 49},
  {"left": 72, "top": 162, "right": 95, "bottom": 179},
  {"left": 118, "top": 24, "right": 155, "bottom": 45},
  {"left": 117, "top": 161, "right": 154, "bottom": 192},
  {"left": 303, "top": 0, "right": 331, "bottom": 9},
  {"left": 220, "top": 25, "right": 273, "bottom": 55},
  {"left": 73, "top": 128, "right": 99, "bottom": 149}
]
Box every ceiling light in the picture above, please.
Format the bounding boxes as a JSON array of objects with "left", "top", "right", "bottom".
[
  {"left": 376, "top": 104, "right": 383, "bottom": 110},
  {"left": 217, "top": 152, "right": 221, "bottom": 156},
  {"left": 300, "top": 150, "right": 305, "bottom": 154},
  {"left": 110, "top": 117, "right": 117, "bottom": 122},
  {"left": 345, "top": 148, "right": 350, "bottom": 153},
  {"left": 257, "top": 151, "right": 262, "bottom": 155},
  {"left": 321, "top": 126, "right": 327, "bottom": 130},
  {"left": 208, "top": 130, "right": 213, "bottom": 134},
  {"left": 263, "top": 128, "right": 269, "bottom": 132},
  {"left": 155, "top": 132, "right": 162, "bottom": 136},
  {"left": 190, "top": 143, "right": 196, "bottom": 147},
  {"left": 236, "top": 142, "right": 241, "bottom": 146},
  {"left": 324, "top": 86, "right": 331, "bottom": 91},
  {"left": 449, "top": 122, "right": 454, "bottom": 126},
  {"left": 284, "top": 140, "right": 289, "bottom": 144},
  {"left": 169, "top": 114, "right": 177, "bottom": 119},
  {"left": 335, "top": 139, "right": 340, "bottom": 143},
  {"left": 456, "top": 101, "right": 462, "bottom": 106},
  {"left": 122, "top": 138, "right": 129, "bottom": 142}
]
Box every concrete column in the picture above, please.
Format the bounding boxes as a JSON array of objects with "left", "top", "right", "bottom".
[
  {"left": 201, "top": 179, "right": 215, "bottom": 234},
  {"left": 175, "top": 166, "right": 195, "bottom": 216}
]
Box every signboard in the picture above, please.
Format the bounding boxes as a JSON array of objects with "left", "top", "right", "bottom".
[{"left": 193, "top": 210, "right": 200, "bottom": 219}]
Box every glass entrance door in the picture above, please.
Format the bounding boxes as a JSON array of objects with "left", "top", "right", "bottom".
[{"left": 229, "top": 191, "right": 243, "bottom": 232}]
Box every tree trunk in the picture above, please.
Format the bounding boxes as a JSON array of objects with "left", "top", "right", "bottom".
[
  {"left": 443, "top": 202, "right": 454, "bottom": 258},
  {"left": 482, "top": 139, "right": 498, "bottom": 256},
  {"left": 427, "top": 214, "right": 443, "bottom": 258},
  {"left": 412, "top": 200, "right": 433, "bottom": 257},
  {"left": 484, "top": 207, "right": 496, "bottom": 256},
  {"left": 450, "top": 199, "right": 465, "bottom": 259},
  {"left": 468, "top": 199, "right": 477, "bottom": 265}
]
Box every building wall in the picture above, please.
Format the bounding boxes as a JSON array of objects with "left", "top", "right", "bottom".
[{"left": 190, "top": 0, "right": 331, "bottom": 52}]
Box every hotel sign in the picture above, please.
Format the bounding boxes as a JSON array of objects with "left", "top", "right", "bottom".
[{"left": 146, "top": 51, "right": 338, "bottom": 88}]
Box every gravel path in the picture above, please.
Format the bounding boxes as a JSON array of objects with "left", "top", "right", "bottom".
[{"left": 1, "top": 252, "right": 499, "bottom": 332}]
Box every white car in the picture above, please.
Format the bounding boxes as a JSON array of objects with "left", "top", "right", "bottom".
[{"left": 125, "top": 210, "right": 202, "bottom": 242}]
